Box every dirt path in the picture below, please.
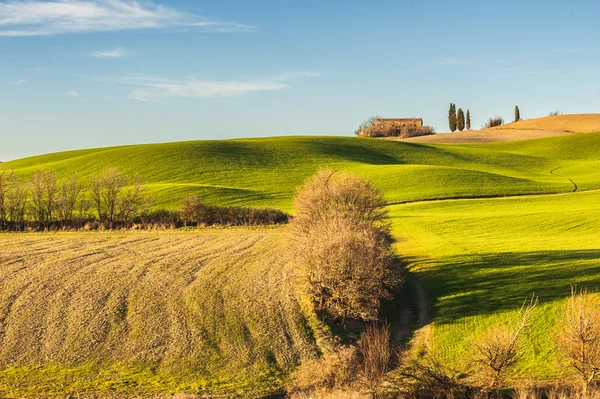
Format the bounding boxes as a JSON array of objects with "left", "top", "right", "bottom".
[{"left": 550, "top": 165, "right": 578, "bottom": 192}]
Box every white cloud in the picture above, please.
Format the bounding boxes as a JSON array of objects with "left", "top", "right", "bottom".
[
  {"left": 75, "top": 71, "right": 319, "bottom": 103},
  {"left": 8, "top": 78, "right": 27, "bottom": 85},
  {"left": 0, "top": 0, "right": 256, "bottom": 36},
  {"left": 64, "top": 90, "right": 79, "bottom": 97},
  {"left": 126, "top": 77, "right": 288, "bottom": 103},
  {"left": 27, "top": 67, "right": 46, "bottom": 72},
  {"left": 91, "top": 47, "right": 127, "bottom": 58}
]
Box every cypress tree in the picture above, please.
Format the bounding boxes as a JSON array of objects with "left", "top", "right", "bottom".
[
  {"left": 448, "top": 103, "right": 457, "bottom": 132},
  {"left": 457, "top": 108, "right": 465, "bottom": 131},
  {"left": 515, "top": 106, "right": 521, "bottom": 122},
  {"left": 466, "top": 109, "right": 471, "bottom": 130}
]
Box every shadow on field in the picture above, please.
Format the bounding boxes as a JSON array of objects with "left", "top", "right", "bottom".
[{"left": 417, "top": 249, "right": 600, "bottom": 325}]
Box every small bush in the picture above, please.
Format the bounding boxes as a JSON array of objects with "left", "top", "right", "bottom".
[
  {"left": 484, "top": 116, "right": 505, "bottom": 128},
  {"left": 472, "top": 296, "right": 537, "bottom": 391},
  {"left": 549, "top": 110, "right": 563, "bottom": 116},
  {"left": 180, "top": 195, "right": 289, "bottom": 226}
]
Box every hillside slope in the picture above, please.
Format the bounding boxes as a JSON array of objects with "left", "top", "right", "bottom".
[
  {"left": 2, "top": 132, "right": 600, "bottom": 395},
  {"left": 402, "top": 113, "right": 600, "bottom": 144},
  {"left": 5, "top": 133, "right": 600, "bottom": 211}
]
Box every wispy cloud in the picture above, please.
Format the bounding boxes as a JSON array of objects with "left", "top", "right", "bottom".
[
  {"left": 27, "top": 67, "right": 46, "bottom": 72},
  {"left": 128, "top": 71, "right": 320, "bottom": 102},
  {"left": 127, "top": 77, "right": 289, "bottom": 103},
  {"left": 91, "top": 47, "right": 127, "bottom": 58},
  {"left": 8, "top": 78, "right": 27, "bottom": 85},
  {"left": 77, "top": 71, "right": 319, "bottom": 103},
  {"left": 0, "top": 0, "right": 256, "bottom": 37},
  {"left": 64, "top": 90, "right": 79, "bottom": 97}
]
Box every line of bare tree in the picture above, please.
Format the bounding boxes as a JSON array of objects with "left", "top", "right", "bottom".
[
  {"left": 0, "top": 166, "right": 289, "bottom": 231},
  {"left": 0, "top": 167, "right": 151, "bottom": 230}
]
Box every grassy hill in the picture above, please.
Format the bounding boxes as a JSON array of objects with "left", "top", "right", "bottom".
[
  {"left": 2, "top": 128, "right": 600, "bottom": 396},
  {"left": 5, "top": 132, "right": 600, "bottom": 211},
  {"left": 492, "top": 113, "right": 600, "bottom": 133},
  {"left": 403, "top": 113, "right": 600, "bottom": 144}
]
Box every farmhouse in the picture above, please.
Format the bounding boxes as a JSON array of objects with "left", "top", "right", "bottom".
[{"left": 372, "top": 118, "right": 423, "bottom": 136}]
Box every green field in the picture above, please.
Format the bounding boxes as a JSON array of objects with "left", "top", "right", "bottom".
[
  {"left": 6, "top": 133, "right": 600, "bottom": 211},
  {"left": 3, "top": 131, "right": 600, "bottom": 394}
]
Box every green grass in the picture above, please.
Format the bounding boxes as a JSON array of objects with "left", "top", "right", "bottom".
[
  {"left": 389, "top": 190, "right": 600, "bottom": 380},
  {"left": 6, "top": 133, "right": 600, "bottom": 211},
  {"left": 3, "top": 131, "right": 600, "bottom": 392}
]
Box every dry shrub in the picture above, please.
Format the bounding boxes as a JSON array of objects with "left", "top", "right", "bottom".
[
  {"left": 181, "top": 194, "right": 288, "bottom": 226},
  {"left": 358, "top": 322, "right": 392, "bottom": 392},
  {"left": 392, "top": 349, "right": 472, "bottom": 398},
  {"left": 292, "top": 169, "right": 389, "bottom": 234},
  {"left": 558, "top": 288, "right": 600, "bottom": 394},
  {"left": 290, "top": 170, "right": 399, "bottom": 321},
  {"left": 291, "top": 346, "right": 360, "bottom": 394},
  {"left": 484, "top": 116, "right": 505, "bottom": 128},
  {"left": 472, "top": 296, "right": 538, "bottom": 392}
]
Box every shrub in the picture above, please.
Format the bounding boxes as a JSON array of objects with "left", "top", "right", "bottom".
[
  {"left": 292, "top": 169, "right": 389, "bottom": 234},
  {"left": 549, "top": 110, "right": 563, "bottom": 116},
  {"left": 290, "top": 170, "right": 399, "bottom": 321},
  {"left": 558, "top": 288, "right": 600, "bottom": 394},
  {"left": 180, "top": 195, "right": 289, "bottom": 226},
  {"left": 358, "top": 322, "right": 392, "bottom": 393},
  {"left": 472, "top": 296, "right": 537, "bottom": 392},
  {"left": 484, "top": 116, "right": 505, "bottom": 128}
]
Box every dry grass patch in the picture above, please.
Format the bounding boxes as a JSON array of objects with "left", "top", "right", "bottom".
[{"left": 0, "top": 230, "right": 316, "bottom": 397}]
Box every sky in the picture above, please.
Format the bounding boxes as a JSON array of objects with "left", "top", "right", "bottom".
[{"left": 1, "top": 0, "right": 599, "bottom": 161}]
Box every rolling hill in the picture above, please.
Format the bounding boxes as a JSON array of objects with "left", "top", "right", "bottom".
[
  {"left": 2, "top": 121, "right": 600, "bottom": 396},
  {"left": 402, "top": 113, "right": 600, "bottom": 144},
  {"left": 4, "top": 131, "right": 600, "bottom": 212}
]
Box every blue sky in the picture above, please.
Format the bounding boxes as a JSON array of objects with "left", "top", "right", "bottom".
[{"left": 1, "top": 0, "right": 599, "bottom": 160}]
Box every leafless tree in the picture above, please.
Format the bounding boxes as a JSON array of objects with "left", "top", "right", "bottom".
[
  {"left": 29, "top": 170, "right": 58, "bottom": 228},
  {"left": 559, "top": 288, "right": 600, "bottom": 394},
  {"left": 91, "top": 168, "right": 128, "bottom": 222},
  {"left": 0, "top": 166, "right": 16, "bottom": 229},
  {"left": 56, "top": 174, "right": 84, "bottom": 226},
  {"left": 117, "top": 174, "right": 151, "bottom": 224},
  {"left": 6, "top": 181, "right": 28, "bottom": 230},
  {"left": 472, "top": 296, "right": 538, "bottom": 392}
]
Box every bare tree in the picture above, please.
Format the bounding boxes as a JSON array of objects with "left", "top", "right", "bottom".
[
  {"left": 472, "top": 296, "right": 538, "bottom": 392},
  {"left": 56, "top": 174, "right": 84, "bottom": 226},
  {"left": 0, "top": 167, "right": 15, "bottom": 229},
  {"left": 29, "top": 170, "right": 58, "bottom": 228},
  {"left": 91, "top": 168, "right": 128, "bottom": 222},
  {"left": 117, "top": 174, "right": 151, "bottom": 224},
  {"left": 559, "top": 288, "right": 600, "bottom": 394},
  {"left": 6, "top": 181, "right": 28, "bottom": 230}
]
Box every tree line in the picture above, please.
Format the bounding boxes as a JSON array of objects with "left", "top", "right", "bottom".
[{"left": 0, "top": 166, "right": 288, "bottom": 231}]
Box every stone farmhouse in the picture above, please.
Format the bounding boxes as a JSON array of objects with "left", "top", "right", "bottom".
[{"left": 371, "top": 118, "right": 423, "bottom": 136}]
